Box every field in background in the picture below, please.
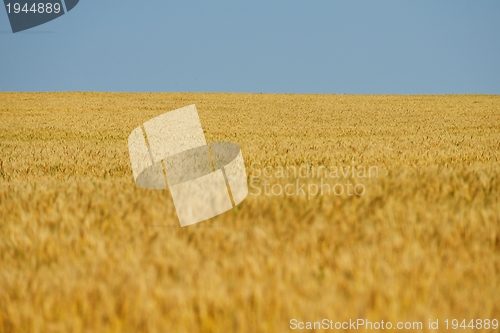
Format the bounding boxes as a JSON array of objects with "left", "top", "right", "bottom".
[{"left": 0, "top": 93, "right": 499, "bottom": 333}]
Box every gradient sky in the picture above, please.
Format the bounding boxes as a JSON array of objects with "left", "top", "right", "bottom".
[{"left": 1, "top": 1, "right": 499, "bottom": 93}]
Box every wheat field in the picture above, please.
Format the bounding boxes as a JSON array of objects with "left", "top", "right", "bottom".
[{"left": 0, "top": 93, "right": 499, "bottom": 333}]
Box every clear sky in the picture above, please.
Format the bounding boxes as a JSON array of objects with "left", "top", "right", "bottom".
[{"left": 1, "top": 1, "right": 499, "bottom": 94}]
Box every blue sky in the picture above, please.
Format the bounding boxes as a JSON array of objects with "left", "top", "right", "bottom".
[{"left": 1, "top": 1, "right": 499, "bottom": 93}]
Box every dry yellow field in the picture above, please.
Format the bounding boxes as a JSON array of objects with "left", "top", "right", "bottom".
[{"left": 0, "top": 93, "right": 499, "bottom": 333}]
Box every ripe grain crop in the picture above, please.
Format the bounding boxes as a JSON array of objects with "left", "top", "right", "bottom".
[{"left": 0, "top": 92, "right": 499, "bottom": 333}]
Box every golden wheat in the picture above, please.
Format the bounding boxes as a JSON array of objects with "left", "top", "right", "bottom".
[{"left": 0, "top": 93, "right": 499, "bottom": 333}]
